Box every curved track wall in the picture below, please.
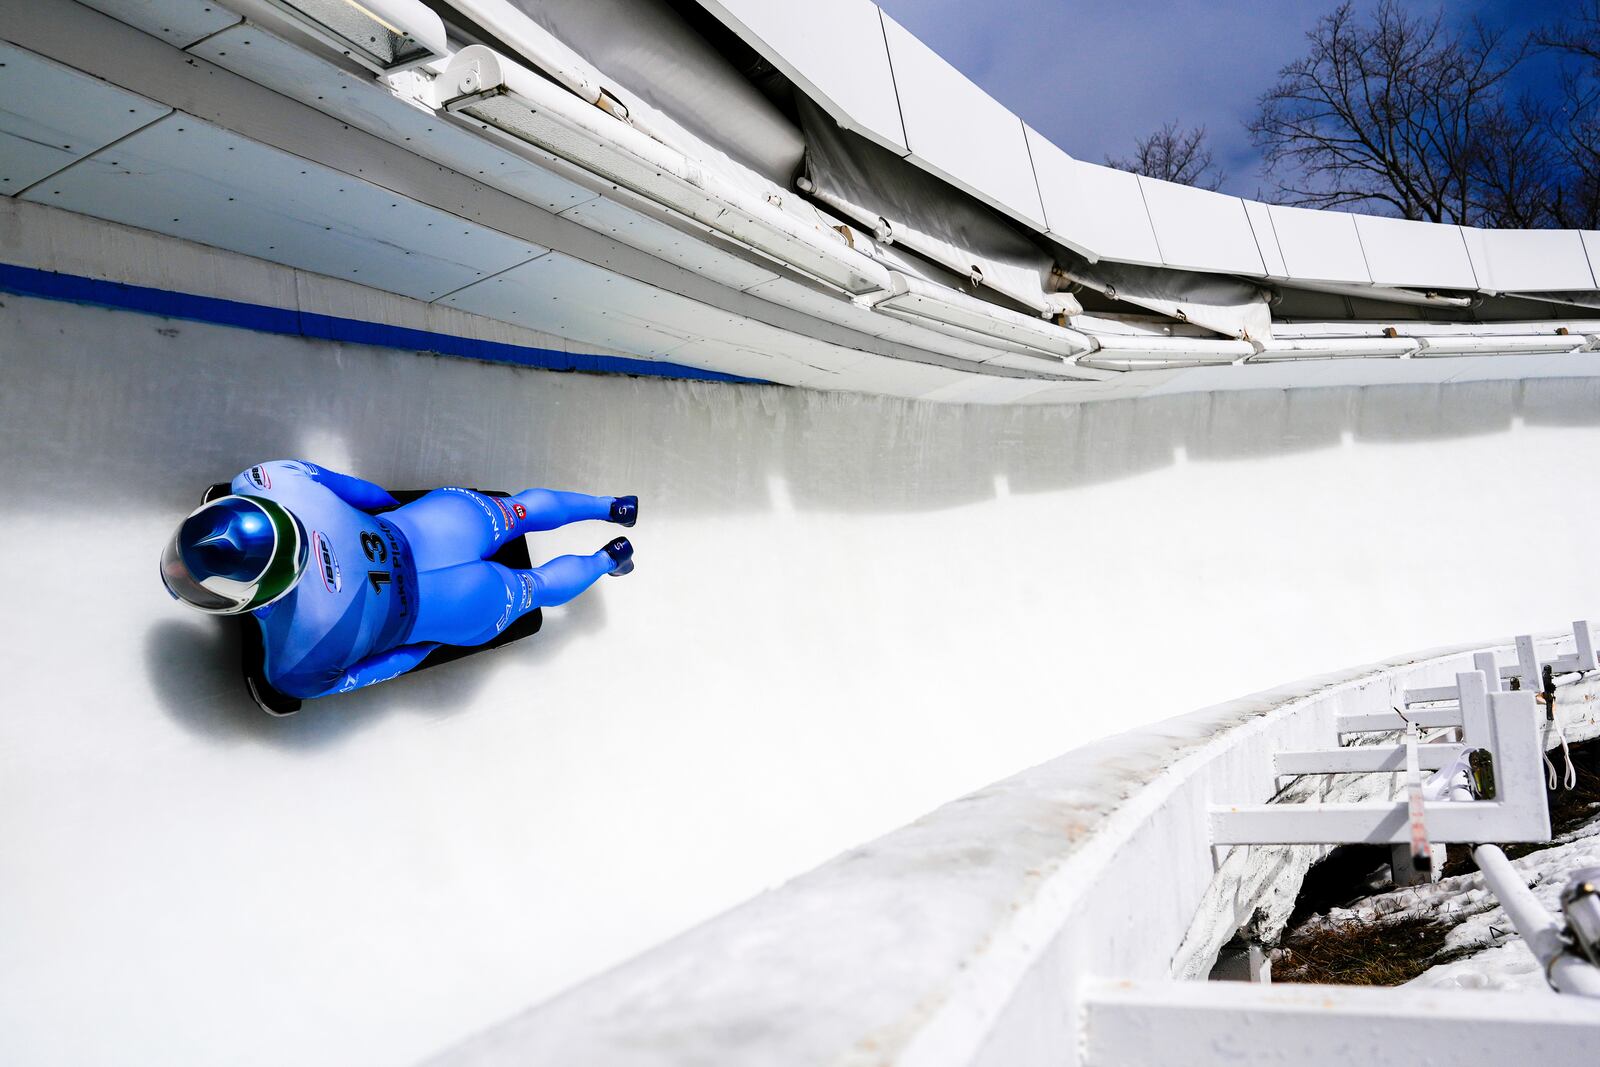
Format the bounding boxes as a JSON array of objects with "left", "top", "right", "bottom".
[{"left": 7, "top": 269, "right": 1600, "bottom": 1063}]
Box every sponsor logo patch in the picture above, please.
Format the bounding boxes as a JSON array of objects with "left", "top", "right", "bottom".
[
  {"left": 247, "top": 465, "right": 271, "bottom": 491},
  {"left": 518, "top": 572, "right": 535, "bottom": 612},
  {"left": 513, "top": 502, "right": 527, "bottom": 520},
  {"left": 495, "top": 582, "right": 516, "bottom": 633},
  {"left": 313, "top": 531, "right": 341, "bottom": 593}
]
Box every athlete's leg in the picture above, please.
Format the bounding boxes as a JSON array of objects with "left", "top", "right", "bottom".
[
  {"left": 407, "top": 550, "right": 617, "bottom": 647},
  {"left": 519, "top": 550, "right": 617, "bottom": 606},
  {"left": 390, "top": 487, "right": 621, "bottom": 571},
  {"left": 508, "top": 488, "right": 614, "bottom": 531}
]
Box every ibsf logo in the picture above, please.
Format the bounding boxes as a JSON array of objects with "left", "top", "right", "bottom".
[
  {"left": 313, "top": 531, "right": 341, "bottom": 593},
  {"left": 247, "top": 465, "right": 271, "bottom": 490}
]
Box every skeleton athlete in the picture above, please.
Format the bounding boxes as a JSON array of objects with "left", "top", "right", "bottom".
[{"left": 160, "top": 460, "right": 635, "bottom": 699}]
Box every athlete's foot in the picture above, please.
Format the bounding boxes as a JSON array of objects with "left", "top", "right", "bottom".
[
  {"left": 602, "top": 536, "right": 634, "bottom": 576},
  {"left": 609, "top": 495, "right": 638, "bottom": 528}
]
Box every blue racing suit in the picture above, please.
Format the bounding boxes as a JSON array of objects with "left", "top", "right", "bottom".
[{"left": 231, "top": 460, "right": 616, "bottom": 699}]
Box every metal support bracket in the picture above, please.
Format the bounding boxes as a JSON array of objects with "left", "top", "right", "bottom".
[{"left": 1212, "top": 676, "right": 1549, "bottom": 846}]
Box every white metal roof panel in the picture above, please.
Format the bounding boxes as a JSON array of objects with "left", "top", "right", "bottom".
[
  {"left": 1137, "top": 177, "right": 1265, "bottom": 276},
  {"left": 1584, "top": 232, "right": 1600, "bottom": 290},
  {"left": 441, "top": 251, "right": 701, "bottom": 358},
  {"left": 556, "top": 196, "right": 781, "bottom": 292},
  {"left": 189, "top": 25, "right": 602, "bottom": 215},
  {"left": 670, "top": 338, "right": 839, "bottom": 388},
  {"left": 1242, "top": 200, "right": 1287, "bottom": 278},
  {"left": 1460, "top": 228, "right": 1596, "bottom": 293},
  {"left": 21, "top": 113, "right": 545, "bottom": 301},
  {"left": 443, "top": 250, "right": 869, "bottom": 373},
  {"left": 0, "top": 43, "right": 170, "bottom": 196},
  {"left": 75, "top": 0, "right": 241, "bottom": 49},
  {"left": 1353, "top": 215, "right": 1477, "bottom": 290},
  {"left": 742, "top": 275, "right": 1036, "bottom": 366},
  {"left": 692, "top": 0, "right": 907, "bottom": 153},
  {"left": 1267, "top": 205, "right": 1370, "bottom": 284},
  {"left": 827, "top": 351, "right": 981, "bottom": 398},
  {"left": 1026, "top": 130, "right": 1162, "bottom": 267},
  {"left": 879, "top": 14, "right": 1046, "bottom": 230}
]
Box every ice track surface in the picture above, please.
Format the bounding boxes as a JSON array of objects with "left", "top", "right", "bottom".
[{"left": 7, "top": 295, "right": 1600, "bottom": 1065}]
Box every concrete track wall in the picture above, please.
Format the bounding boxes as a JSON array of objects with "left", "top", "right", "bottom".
[{"left": 7, "top": 287, "right": 1600, "bottom": 1064}]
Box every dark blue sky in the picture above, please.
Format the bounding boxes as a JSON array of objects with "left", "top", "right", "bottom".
[{"left": 875, "top": 0, "right": 1574, "bottom": 198}]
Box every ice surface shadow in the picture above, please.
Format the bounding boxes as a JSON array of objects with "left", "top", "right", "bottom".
[
  {"left": 8, "top": 297, "right": 1600, "bottom": 521},
  {"left": 1522, "top": 376, "right": 1600, "bottom": 427},
  {"left": 144, "top": 591, "right": 606, "bottom": 749}
]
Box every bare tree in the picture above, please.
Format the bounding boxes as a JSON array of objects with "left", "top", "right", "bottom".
[
  {"left": 1249, "top": 1, "right": 1528, "bottom": 224},
  {"left": 1540, "top": 1, "right": 1600, "bottom": 65},
  {"left": 1533, "top": 2, "right": 1600, "bottom": 228},
  {"left": 1470, "top": 94, "right": 1565, "bottom": 228},
  {"left": 1106, "top": 121, "right": 1224, "bottom": 190}
]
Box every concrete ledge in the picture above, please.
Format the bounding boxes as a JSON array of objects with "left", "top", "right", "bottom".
[
  {"left": 1080, "top": 979, "right": 1597, "bottom": 1066},
  {"left": 428, "top": 631, "right": 1579, "bottom": 1067}
]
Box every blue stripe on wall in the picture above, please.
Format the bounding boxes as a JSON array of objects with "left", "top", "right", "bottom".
[{"left": 0, "top": 262, "right": 769, "bottom": 385}]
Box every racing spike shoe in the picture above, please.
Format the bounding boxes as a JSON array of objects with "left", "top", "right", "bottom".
[
  {"left": 603, "top": 537, "right": 634, "bottom": 576},
  {"left": 609, "top": 495, "right": 638, "bottom": 528}
]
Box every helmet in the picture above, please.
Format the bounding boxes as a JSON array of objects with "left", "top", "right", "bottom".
[{"left": 160, "top": 495, "right": 308, "bottom": 614}]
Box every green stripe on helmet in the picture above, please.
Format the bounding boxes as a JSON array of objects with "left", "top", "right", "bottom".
[{"left": 248, "top": 496, "right": 308, "bottom": 611}]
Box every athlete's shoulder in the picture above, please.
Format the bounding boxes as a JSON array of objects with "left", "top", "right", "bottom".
[
  {"left": 264, "top": 651, "right": 344, "bottom": 701},
  {"left": 230, "top": 459, "right": 323, "bottom": 496}
]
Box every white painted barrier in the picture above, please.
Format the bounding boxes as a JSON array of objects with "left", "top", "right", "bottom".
[
  {"left": 1550, "top": 620, "right": 1597, "bottom": 675},
  {"left": 1211, "top": 684, "right": 1550, "bottom": 848}
]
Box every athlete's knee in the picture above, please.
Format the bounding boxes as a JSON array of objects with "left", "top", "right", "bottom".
[{"left": 507, "top": 567, "right": 545, "bottom": 614}]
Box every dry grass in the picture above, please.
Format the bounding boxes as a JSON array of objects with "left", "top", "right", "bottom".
[{"left": 1272, "top": 912, "right": 1459, "bottom": 985}]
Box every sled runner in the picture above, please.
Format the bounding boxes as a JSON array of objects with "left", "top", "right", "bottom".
[{"left": 202, "top": 484, "right": 543, "bottom": 716}]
